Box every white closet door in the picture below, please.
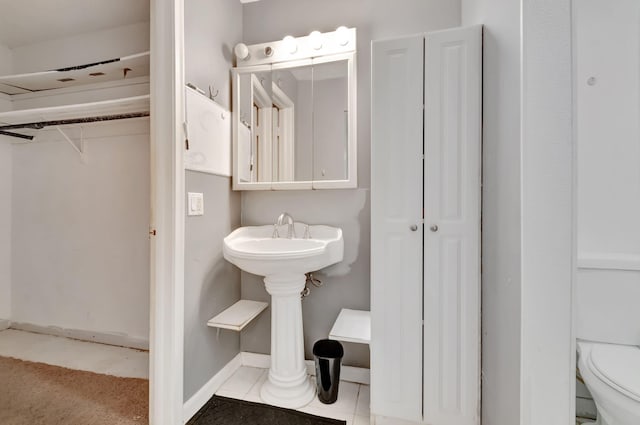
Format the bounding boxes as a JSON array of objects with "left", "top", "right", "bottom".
[
  {"left": 371, "top": 35, "right": 424, "bottom": 422},
  {"left": 423, "top": 25, "right": 482, "bottom": 425}
]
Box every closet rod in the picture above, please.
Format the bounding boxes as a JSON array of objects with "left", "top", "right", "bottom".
[
  {"left": 0, "top": 111, "right": 150, "bottom": 134},
  {"left": 0, "top": 130, "right": 33, "bottom": 140}
]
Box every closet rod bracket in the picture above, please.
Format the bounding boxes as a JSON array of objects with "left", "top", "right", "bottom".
[{"left": 55, "top": 126, "right": 86, "bottom": 163}]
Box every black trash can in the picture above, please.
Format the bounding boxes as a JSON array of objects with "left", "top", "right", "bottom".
[{"left": 313, "top": 339, "right": 344, "bottom": 404}]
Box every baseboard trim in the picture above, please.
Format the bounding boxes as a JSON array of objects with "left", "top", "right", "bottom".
[
  {"left": 0, "top": 319, "right": 10, "bottom": 331},
  {"left": 9, "top": 322, "right": 149, "bottom": 350},
  {"left": 182, "top": 352, "right": 243, "bottom": 423},
  {"left": 240, "top": 351, "right": 370, "bottom": 385}
]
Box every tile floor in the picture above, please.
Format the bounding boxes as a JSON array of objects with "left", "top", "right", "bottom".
[
  {"left": 216, "top": 366, "right": 370, "bottom": 425},
  {"left": 0, "top": 329, "right": 148, "bottom": 378},
  {"left": 2, "top": 329, "right": 368, "bottom": 423}
]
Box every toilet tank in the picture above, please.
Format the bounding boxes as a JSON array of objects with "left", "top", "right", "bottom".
[{"left": 576, "top": 267, "right": 640, "bottom": 345}]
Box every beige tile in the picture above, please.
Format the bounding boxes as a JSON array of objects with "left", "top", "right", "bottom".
[
  {"left": 215, "top": 389, "right": 247, "bottom": 400},
  {"left": 246, "top": 369, "right": 269, "bottom": 396},
  {"left": 216, "top": 365, "right": 362, "bottom": 425},
  {"left": 217, "top": 366, "right": 264, "bottom": 397},
  {"left": 356, "top": 385, "right": 370, "bottom": 415},
  {"left": 354, "top": 415, "right": 370, "bottom": 425},
  {"left": 298, "top": 405, "right": 354, "bottom": 424},
  {"left": 309, "top": 380, "right": 359, "bottom": 414}
]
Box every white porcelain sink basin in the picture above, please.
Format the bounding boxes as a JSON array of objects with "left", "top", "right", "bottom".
[
  {"left": 223, "top": 223, "right": 343, "bottom": 276},
  {"left": 222, "top": 221, "right": 343, "bottom": 408}
]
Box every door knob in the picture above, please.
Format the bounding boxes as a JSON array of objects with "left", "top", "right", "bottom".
[
  {"left": 410, "top": 224, "right": 418, "bottom": 231},
  {"left": 430, "top": 225, "right": 438, "bottom": 232}
]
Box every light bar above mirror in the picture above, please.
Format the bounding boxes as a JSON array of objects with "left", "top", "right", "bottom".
[{"left": 234, "top": 27, "right": 356, "bottom": 67}]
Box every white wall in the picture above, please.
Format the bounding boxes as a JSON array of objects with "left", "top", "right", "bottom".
[
  {"left": 241, "top": 0, "right": 461, "bottom": 368},
  {"left": 11, "top": 129, "right": 150, "bottom": 344},
  {"left": 0, "top": 141, "right": 11, "bottom": 322},
  {"left": 11, "top": 22, "right": 150, "bottom": 73},
  {"left": 574, "top": 0, "right": 640, "bottom": 346},
  {"left": 183, "top": 0, "right": 243, "bottom": 403},
  {"left": 576, "top": 0, "right": 640, "bottom": 261},
  {"left": 520, "top": 1, "right": 573, "bottom": 424},
  {"left": 461, "top": 1, "right": 522, "bottom": 424},
  {"left": 463, "top": 0, "right": 574, "bottom": 424},
  {"left": 0, "top": 42, "right": 12, "bottom": 75}
]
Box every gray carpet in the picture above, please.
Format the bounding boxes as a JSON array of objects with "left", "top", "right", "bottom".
[
  {"left": 188, "top": 395, "right": 346, "bottom": 425},
  {"left": 0, "top": 356, "right": 148, "bottom": 425}
]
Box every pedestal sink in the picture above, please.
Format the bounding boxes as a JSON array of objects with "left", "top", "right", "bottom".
[{"left": 223, "top": 222, "right": 343, "bottom": 408}]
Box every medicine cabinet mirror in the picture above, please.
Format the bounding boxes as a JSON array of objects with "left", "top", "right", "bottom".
[{"left": 232, "top": 28, "right": 357, "bottom": 190}]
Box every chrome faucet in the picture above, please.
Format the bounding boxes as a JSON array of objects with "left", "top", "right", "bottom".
[{"left": 272, "top": 212, "right": 296, "bottom": 238}]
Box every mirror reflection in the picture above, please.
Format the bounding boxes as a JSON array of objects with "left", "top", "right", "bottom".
[
  {"left": 234, "top": 59, "right": 350, "bottom": 186},
  {"left": 312, "top": 60, "right": 348, "bottom": 181}
]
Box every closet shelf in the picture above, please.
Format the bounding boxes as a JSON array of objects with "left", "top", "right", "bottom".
[
  {"left": 0, "top": 52, "right": 150, "bottom": 96},
  {"left": 207, "top": 300, "right": 268, "bottom": 332},
  {"left": 0, "top": 95, "right": 150, "bottom": 125},
  {"left": 329, "top": 308, "right": 371, "bottom": 345},
  {"left": 0, "top": 95, "right": 150, "bottom": 141}
]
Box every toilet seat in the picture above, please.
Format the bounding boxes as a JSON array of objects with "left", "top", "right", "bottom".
[{"left": 588, "top": 344, "right": 640, "bottom": 403}]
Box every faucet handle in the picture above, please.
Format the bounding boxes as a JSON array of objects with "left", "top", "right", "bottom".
[
  {"left": 272, "top": 224, "right": 280, "bottom": 239},
  {"left": 303, "top": 224, "right": 311, "bottom": 239}
]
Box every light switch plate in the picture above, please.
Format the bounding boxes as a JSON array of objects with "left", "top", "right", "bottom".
[{"left": 187, "top": 192, "right": 204, "bottom": 216}]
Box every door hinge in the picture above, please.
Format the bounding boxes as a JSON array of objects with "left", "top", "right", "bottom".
[{"left": 149, "top": 228, "right": 157, "bottom": 236}]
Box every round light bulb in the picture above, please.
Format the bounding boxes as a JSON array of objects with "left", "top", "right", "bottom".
[
  {"left": 283, "top": 35, "right": 298, "bottom": 54},
  {"left": 336, "top": 26, "right": 350, "bottom": 46},
  {"left": 234, "top": 43, "right": 250, "bottom": 60},
  {"left": 309, "top": 31, "right": 323, "bottom": 50}
]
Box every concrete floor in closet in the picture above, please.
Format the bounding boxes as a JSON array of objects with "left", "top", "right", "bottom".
[{"left": 0, "top": 329, "right": 148, "bottom": 378}]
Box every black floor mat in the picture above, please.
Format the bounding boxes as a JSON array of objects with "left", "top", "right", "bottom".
[{"left": 188, "top": 395, "right": 346, "bottom": 425}]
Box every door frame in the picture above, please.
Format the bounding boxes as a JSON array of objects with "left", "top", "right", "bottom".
[{"left": 149, "top": 0, "right": 186, "bottom": 424}]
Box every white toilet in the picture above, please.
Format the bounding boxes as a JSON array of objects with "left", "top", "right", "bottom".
[{"left": 577, "top": 340, "right": 640, "bottom": 425}]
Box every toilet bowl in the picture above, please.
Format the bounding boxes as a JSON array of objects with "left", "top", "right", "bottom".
[{"left": 577, "top": 340, "right": 640, "bottom": 425}]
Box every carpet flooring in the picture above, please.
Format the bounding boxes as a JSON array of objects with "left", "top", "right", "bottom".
[
  {"left": 0, "top": 356, "right": 148, "bottom": 425},
  {"left": 188, "top": 395, "right": 346, "bottom": 425}
]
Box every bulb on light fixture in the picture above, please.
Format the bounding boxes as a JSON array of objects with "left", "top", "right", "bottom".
[
  {"left": 283, "top": 35, "right": 298, "bottom": 54},
  {"left": 309, "top": 30, "right": 323, "bottom": 50},
  {"left": 234, "top": 43, "right": 250, "bottom": 61},
  {"left": 336, "top": 26, "right": 350, "bottom": 46}
]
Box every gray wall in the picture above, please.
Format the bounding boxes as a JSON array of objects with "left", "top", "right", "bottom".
[
  {"left": 183, "top": 172, "right": 241, "bottom": 401},
  {"left": 183, "top": 0, "right": 243, "bottom": 402},
  {"left": 240, "top": 0, "right": 461, "bottom": 367},
  {"left": 461, "top": 1, "right": 523, "bottom": 425}
]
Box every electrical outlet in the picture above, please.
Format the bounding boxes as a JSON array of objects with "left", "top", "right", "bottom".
[{"left": 188, "top": 192, "right": 204, "bottom": 216}]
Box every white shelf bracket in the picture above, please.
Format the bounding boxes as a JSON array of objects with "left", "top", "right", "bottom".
[{"left": 56, "top": 126, "right": 86, "bottom": 162}]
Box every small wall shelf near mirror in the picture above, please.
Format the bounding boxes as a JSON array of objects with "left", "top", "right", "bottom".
[{"left": 231, "top": 27, "right": 357, "bottom": 190}]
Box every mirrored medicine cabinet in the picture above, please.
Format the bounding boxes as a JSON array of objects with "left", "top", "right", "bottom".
[{"left": 231, "top": 28, "right": 357, "bottom": 190}]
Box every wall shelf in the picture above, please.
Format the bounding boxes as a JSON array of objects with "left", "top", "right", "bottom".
[
  {"left": 207, "top": 300, "right": 268, "bottom": 332},
  {"left": 0, "top": 95, "right": 150, "bottom": 126},
  {"left": 0, "top": 52, "right": 151, "bottom": 143},
  {"left": 0, "top": 95, "right": 150, "bottom": 142},
  {"left": 0, "top": 52, "right": 150, "bottom": 96},
  {"left": 329, "top": 308, "right": 370, "bottom": 345}
]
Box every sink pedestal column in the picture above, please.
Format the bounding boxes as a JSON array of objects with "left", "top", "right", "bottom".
[{"left": 260, "top": 274, "right": 315, "bottom": 408}]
